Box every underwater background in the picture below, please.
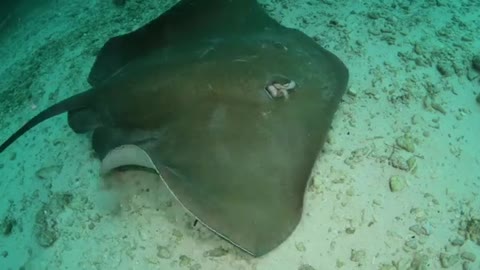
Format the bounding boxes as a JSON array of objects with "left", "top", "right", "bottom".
[{"left": 0, "top": 0, "right": 479, "bottom": 269}]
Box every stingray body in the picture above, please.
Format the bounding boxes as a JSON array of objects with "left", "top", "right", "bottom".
[{"left": 0, "top": 0, "right": 348, "bottom": 256}]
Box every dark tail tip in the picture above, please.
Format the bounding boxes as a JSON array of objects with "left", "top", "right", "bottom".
[
  {"left": 0, "top": 90, "right": 93, "bottom": 154},
  {"left": 0, "top": 124, "right": 29, "bottom": 153}
]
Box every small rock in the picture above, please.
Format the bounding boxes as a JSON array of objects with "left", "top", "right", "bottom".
[
  {"left": 411, "top": 114, "right": 424, "bottom": 125},
  {"left": 410, "top": 208, "right": 427, "bottom": 222},
  {"left": 476, "top": 93, "right": 480, "bottom": 105},
  {"left": 178, "top": 255, "right": 193, "bottom": 267},
  {"left": 460, "top": 251, "right": 476, "bottom": 262},
  {"left": 436, "top": 62, "right": 454, "bottom": 76},
  {"left": 350, "top": 249, "right": 366, "bottom": 264},
  {"left": 1, "top": 216, "right": 16, "bottom": 236},
  {"left": 472, "top": 55, "right": 480, "bottom": 72},
  {"left": 366, "top": 12, "right": 381, "bottom": 19},
  {"left": 378, "top": 263, "right": 396, "bottom": 270},
  {"left": 389, "top": 155, "right": 409, "bottom": 171},
  {"left": 439, "top": 253, "right": 459, "bottom": 268},
  {"left": 407, "top": 157, "right": 417, "bottom": 172},
  {"left": 88, "top": 222, "right": 95, "bottom": 230},
  {"left": 36, "top": 226, "right": 58, "bottom": 247},
  {"left": 295, "top": 242, "right": 306, "bottom": 252},
  {"left": 466, "top": 218, "right": 480, "bottom": 245},
  {"left": 431, "top": 102, "right": 447, "bottom": 115},
  {"left": 190, "top": 263, "right": 202, "bottom": 270},
  {"left": 409, "top": 224, "right": 430, "bottom": 236},
  {"left": 449, "top": 237, "right": 464, "bottom": 246},
  {"left": 345, "top": 227, "right": 355, "bottom": 234},
  {"left": 35, "top": 165, "right": 62, "bottom": 180},
  {"left": 156, "top": 245, "right": 171, "bottom": 259},
  {"left": 467, "top": 69, "right": 478, "bottom": 81},
  {"left": 396, "top": 135, "right": 415, "bottom": 153},
  {"left": 298, "top": 264, "right": 316, "bottom": 270},
  {"left": 410, "top": 254, "right": 429, "bottom": 269},
  {"left": 404, "top": 239, "right": 418, "bottom": 250},
  {"left": 347, "top": 87, "right": 357, "bottom": 96},
  {"left": 389, "top": 176, "right": 407, "bottom": 192},
  {"left": 203, "top": 246, "right": 228, "bottom": 257}
]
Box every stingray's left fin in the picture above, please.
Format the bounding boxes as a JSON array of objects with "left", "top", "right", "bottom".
[
  {"left": 0, "top": 89, "right": 94, "bottom": 153},
  {"left": 87, "top": 0, "right": 274, "bottom": 86}
]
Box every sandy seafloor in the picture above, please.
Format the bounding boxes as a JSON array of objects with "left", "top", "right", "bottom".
[{"left": 0, "top": 0, "right": 479, "bottom": 269}]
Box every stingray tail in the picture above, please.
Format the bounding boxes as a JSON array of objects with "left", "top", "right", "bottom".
[{"left": 0, "top": 89, "right": 94, "bottom": 153}]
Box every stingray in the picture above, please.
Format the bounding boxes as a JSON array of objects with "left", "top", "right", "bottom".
[{"left": 0, "top": 0, "right": 348, "bottom": 256}]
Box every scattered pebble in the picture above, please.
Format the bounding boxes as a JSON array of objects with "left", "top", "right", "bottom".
[
  {"left": 298, "top": 264, "right": 316, "bottom": 270},
  {"left": 35, "top": 226, "right": 58, "bottom": 248},
  {"left": 472, "top": 55, "right": 480, "bottom": 72},
  {"left": 190, "top": 263, "right": 202, "bottom": 270},
  {"left": 347, "top": 87, "right": 357, "bottom": 97},
  {"left": 410, "top": 208, "right": 428, "bottom": 222},
  {"left": 389, "top": 154, "right": 409, "bottom": 171},
  {"left": 466, "top": 218, "right": 480, "bottom": 245},
  {"left": 345, "top": 227, "right": 355, "bottom": 234},
  {"left": 449, "top": 236, "right": 464, "bottom": 246},
  {"left": 410, "top": 254, "right": 429, "bottom": 269},
  {"left": 350, "top": 249, "right": 366, "bottom": 264},
  {"left": 396, "top": 135, "right": 416, "bottom": 153},
  {"left": 431, "top": 101, "right": 447, "bottom": 114},
  {"left": 156, "top": 245, "right": 171, "bottom": 259},
  {"left": 88, "top": 222, "right": 95, "bottom": 230},
  {"left": 178, "top": 255, "right": 193, "bottom": 267},
  {"left": 378, "top": 263, "right": 396, "bottom": 270},
  {"left": 463, "top": 261, "right": 472, "bottom": 270},
  {"left": 409, "top": 224, "right": 430, "bottom": 236},
  {"left": 460, "top": 251, "right": 476, "bottom": 262},
  {"left": 295, "top": 242, "right": 306, "bottom": 252},
  {"left": 437, "top": 62, "right": 454, "bottom": 76},
  {"left": 439, "top": 253, "right": 459, "bottom": 268},
  {"left": 35, "top": 165, "right": 63, "bottom": 180},
  {"left": 1, "top": 216, "right": 16, "bottom": 236},
  {"left": 203, "top": 246, "right": 228, "bottom": 257},
  {"left": 406, "top": 157, "right": 417, "bottom": 172},
  {"left": 389, "top": 175, "right": 407, "bottom": 192},
  {"left": 404, "top": 239, "right": 418, "bottom": 250}
]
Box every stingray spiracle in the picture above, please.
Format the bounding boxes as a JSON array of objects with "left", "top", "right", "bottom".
[{"left": 265, "top": 79, "right": 296, "bottom": 100}]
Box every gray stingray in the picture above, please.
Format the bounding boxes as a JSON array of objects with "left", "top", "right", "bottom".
[{"left": 0, "top": 0, "right": 348, "bottom": 256}]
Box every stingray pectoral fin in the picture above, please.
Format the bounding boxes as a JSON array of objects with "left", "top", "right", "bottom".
[
  {"left": 100, "top": 144, "right": 157, "bottom": 174},
  {"left": 137, "top": 127, "right": 308, "bottom": 257},
  {"left": 149, "top": 153, "right": 306, "bottom": 257},
  {"left": 87, "top": 0, "right": 276, "bottom": 87}
]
